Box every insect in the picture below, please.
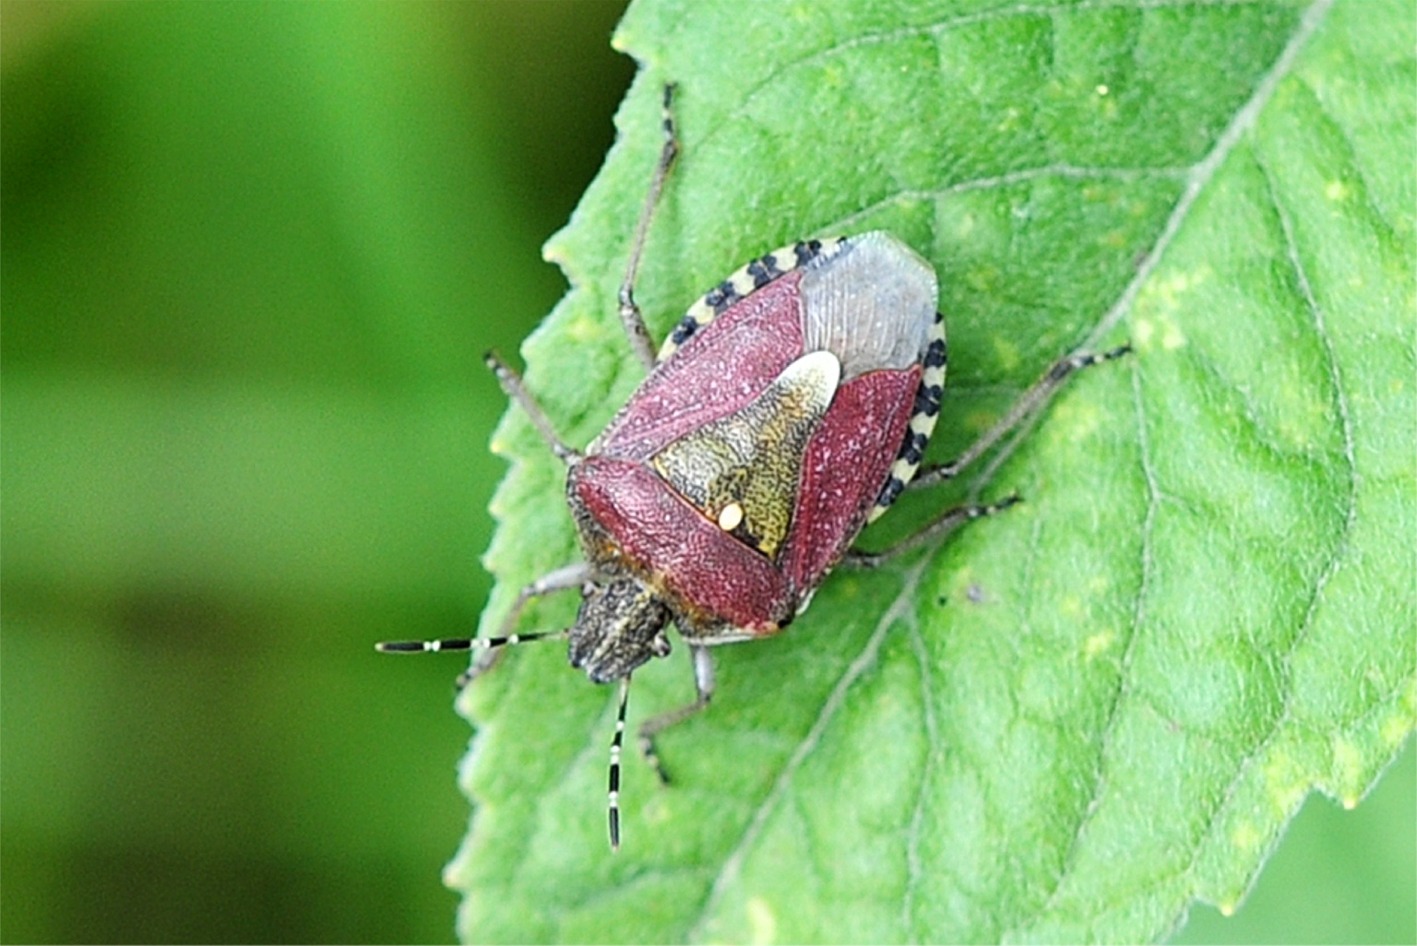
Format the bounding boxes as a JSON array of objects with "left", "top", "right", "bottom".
[{"left": 379, "top": 85, "right": 1129, "bottom": 849}]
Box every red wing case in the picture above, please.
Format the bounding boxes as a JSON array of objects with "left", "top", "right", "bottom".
[
  {"left": 783, "top": 364, "right": 922, "bottom": 593},
  {"left": 576, "top": 232, "right": 940, "bottom": 634},
  {"left": 593, "top": 273, "right": 808, "bottom": 462}
]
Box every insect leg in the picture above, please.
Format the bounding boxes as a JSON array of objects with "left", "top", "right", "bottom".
[
  {"left": 851, "top": 345, "right": 1128, "bottom": 566},
  {"left": 376, "top": 561, "right": 590, "bottom": 685},
  {"left": 843, "top": 494, "right": 1021, "bottom": 569},
  {"left": 617, "top": 83, "right": 680, "bottom": 371},
  {"left": 485, "top": 352, "right": 583, "bottom": 465},
  {"left": 637, "top": 644, "right": 713, "bottom": 785},
  {"left": 908, "top": 344, "right": 1131, "bottom": 491}
]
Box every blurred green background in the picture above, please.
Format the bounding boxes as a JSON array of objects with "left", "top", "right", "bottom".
[
  {"left": 2, "top": 2, "right": 632, "bottom": 942},
  {"left": 1, "top": 2, "right": 1411, "bottom": 944}
]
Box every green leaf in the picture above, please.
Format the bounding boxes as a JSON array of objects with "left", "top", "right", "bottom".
[{"left": 448, "top": 0, "right": 1415, "bottom": 942}]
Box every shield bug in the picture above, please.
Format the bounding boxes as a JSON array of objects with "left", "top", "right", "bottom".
[{"left": 380, "top": 85, "right": 1129, "bottom": 849}]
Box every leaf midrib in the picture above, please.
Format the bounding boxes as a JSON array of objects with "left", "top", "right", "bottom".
[
  {"left": 687, "top": 562, "right": 926, "bottom": 941},
  {"left": 666, "top": 0, "right": 1337, "bottom": 940}
]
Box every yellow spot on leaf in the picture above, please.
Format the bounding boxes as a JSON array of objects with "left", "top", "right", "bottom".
[
  {"left": 542, "top": 236, "right": 569, "bottom": 265},
  {"left": 1095, "top": 83, "right": 1110, "bottom": 96},
  {"left": 1133, "top": 318, "right": 1156, "bottom": 347},
  {"left": 1231, "top": 820, "right": 1262, "bottom": 853},
  {"left": 1324, "top": 179, "right": 1351, "bottom": 201},
  {"left": 991, "top": 336, "right": 1022, "bottom": 373},
  {"left": 1161, "top": 320, "right": 1186, "bottom": 350},
  {"left": 1137, "top": 266, "right": 1211, "bottom": 328},
  {"left": 747, "top": 896, "right": 777, "bottom": 945},
  {"left": 566, "top": 315, "right": 603, "bottom": 343},
  {"left": 1381, "top": 708, "right": 1415, "bottom": 748},
  {"left": 1083, "top": 629, "right": 1115, "bottom": 660},
  {"left": 1052, "top": 400, "right": 1104, "bottom": 440},
  {"left": 1133, "top": 310, "right": 1183, "bottom": 352},
  {"left": 1263, "top": 753, "right": 1309, "bottom": 813},
  {"left": 1332, "top": 736, "right": 1365, "bottom": 793}
]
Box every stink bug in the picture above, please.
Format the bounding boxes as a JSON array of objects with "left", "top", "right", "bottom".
[{"left": 380, "top": 85, "right": 1129, "bottom": 849}]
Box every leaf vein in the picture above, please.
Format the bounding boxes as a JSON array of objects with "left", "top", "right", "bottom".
[
  {"left": 829, "top": 165, "right": 1190, "bottom": 237},
  {"left": 720, "top": 0, "right": 1291, "bottom": 122},
  {"left": 686, "top": 565, "right": 926, "bottom": 941},
  {"left": 1005, "top": 0, "right": 1335, "bottom": 934},
  {"left": 1135, "top": 121, "right": 1374, "bottom": 881},
  {"left": 1085, "top": 0, "right": 1336, "bottom": 349},
  {"left": 903, "top": 622, "right": 943, "bottom": 944},
  {"left": 1113, "top": 1, "right": 1359, "bottom": 917}
]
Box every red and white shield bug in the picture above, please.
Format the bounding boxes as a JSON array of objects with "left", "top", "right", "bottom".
[{"left": 379, "top": 85, "right": 1129, "bottom": 849}]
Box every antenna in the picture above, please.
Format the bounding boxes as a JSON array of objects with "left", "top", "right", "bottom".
[
  {"left": 375, "top": 629, "right": 566, "bottom": 654},
  {"left": 608, "top": 675, "right": 632, "bottom": 851},
  {"left": 377, "top": 563, "right": 591, "bottom": 679},
  {"left": 377, "top": 630, "right": 569, "bottom": 687}
]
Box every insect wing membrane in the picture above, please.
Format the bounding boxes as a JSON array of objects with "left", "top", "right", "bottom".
[
  {"left": 800, "top": 231, "right": 938, "bottom": 379},
  {"left": 783, "top": 233, "right": 940, "bottom": 588}
]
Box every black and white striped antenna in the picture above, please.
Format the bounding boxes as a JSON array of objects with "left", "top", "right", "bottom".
[{"left": 608, "top": 675, "right": 632, "bottom": 851}]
